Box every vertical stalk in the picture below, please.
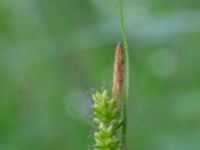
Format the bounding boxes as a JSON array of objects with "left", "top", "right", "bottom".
[{"left": 119, "top": 0, "right": 129, "bottom": 149}]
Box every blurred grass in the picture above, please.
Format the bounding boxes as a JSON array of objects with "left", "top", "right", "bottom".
[{"left": 0, "top": 0, "right": 200, "bottom": 150}]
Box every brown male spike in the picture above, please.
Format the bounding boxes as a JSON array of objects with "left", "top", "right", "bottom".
[{"left": 112, "top": 42, "right": 124, "bottom": 99}]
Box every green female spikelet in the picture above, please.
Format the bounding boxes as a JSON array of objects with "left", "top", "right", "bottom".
[{"left": 92, "top": 89, "right": 121, "bottom": 150}]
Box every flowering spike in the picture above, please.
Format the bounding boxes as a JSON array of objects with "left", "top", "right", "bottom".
[
  {"left": 92, "top": 89, "right": 120, "bottom": 149},
  {"left": 112, "top": 42, "right": 123, "bottom": 99}
]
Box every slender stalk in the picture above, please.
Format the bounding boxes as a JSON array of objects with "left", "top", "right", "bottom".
[{"left": 119, "top": 0, "right": 129, "bottom": 149}]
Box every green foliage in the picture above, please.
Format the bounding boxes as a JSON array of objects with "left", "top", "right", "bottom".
[{"left": 92, "top": 90, "right": 121, "bottom": 150}]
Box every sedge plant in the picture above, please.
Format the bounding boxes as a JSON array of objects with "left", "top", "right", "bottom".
[{"left": 91, "top": 0, "right": 129, "bottom": 149}]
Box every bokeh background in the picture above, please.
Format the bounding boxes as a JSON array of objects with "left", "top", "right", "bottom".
[{"left": 0, "top": 0, "right": 200, "bottom": 149}]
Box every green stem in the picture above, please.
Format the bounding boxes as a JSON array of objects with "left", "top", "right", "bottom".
[{"left": 119, "top": 0, "right": 129, "bottom": 149}]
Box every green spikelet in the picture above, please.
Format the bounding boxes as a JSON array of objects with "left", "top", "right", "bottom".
[{"left": 92, "top": 89, "right": 121, "bottom": 150}]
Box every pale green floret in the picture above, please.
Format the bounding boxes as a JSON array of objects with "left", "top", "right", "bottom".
[{"left": 92, "top": 89, "right": 120, "bottom": 150}]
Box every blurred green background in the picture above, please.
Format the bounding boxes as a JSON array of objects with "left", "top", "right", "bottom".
[{"left": 0, "top": 0, "right": 200, "bottom": 149}]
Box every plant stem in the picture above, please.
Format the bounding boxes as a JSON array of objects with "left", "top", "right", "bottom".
[{"left": 119, "top": 0, "right": 129, "bottom": 149}]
